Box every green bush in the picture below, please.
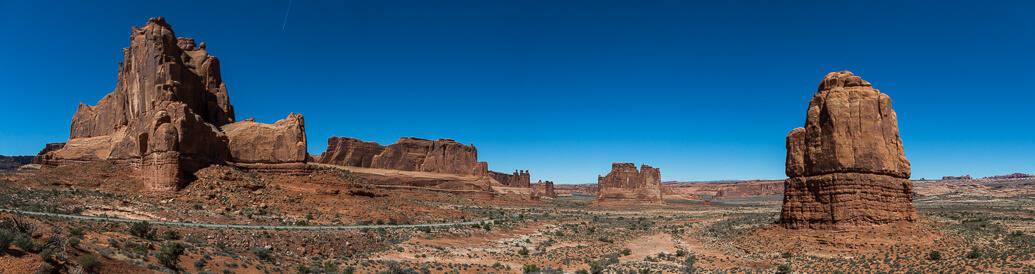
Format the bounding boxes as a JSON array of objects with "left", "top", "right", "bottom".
[
  {"left": 162, "top": 230, "right": 181, "bottom": 240},
  {"left": 966, "top": 247, "right": 982, "bottom": 259},
  {"left": 0, "top": 230, "right": 13, "bottom": 254},
  {"left": 14, "top": 233, "right": 37, "bottom": 253},
  {"left": 928, "top": 250, "right": 942, "bottom": 260},
  {"left": 156, "top": 242, "right": 185, "bottom": 269},
  {"left": 252, "top": 247, "right": 273, "bottom": 262},
  {"left": 522, "top": 264, "right": 540, "bottom": 273},
  {"left": 776, "top": 264, "right": 791, "bottom": 274},
  {"left": 129, "top": 221, "right": 155, "bottom": 240},
  {"left": 621, "top": 248, "right": 631, "bottom": 256},
  {"left": 79, "top": 254, "right": 100, "bottom": 273},
  {"left": 518, "top": 246, "right": 529, "bottom": 256}
]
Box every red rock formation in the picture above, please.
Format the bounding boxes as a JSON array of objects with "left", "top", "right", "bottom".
[
  {"left": 32, "top": 143, "right": 65, "bottom": 164},
  {"left": 316, "top": 137, "right": 385, "bottom": 167},
  {"left": 780, "top": 71, "right": 917, "bottom": 229},
  {"left": 42, "top": 17, "right": 305, "bottom": 190},
  {"left": 532, "top": 180, "right": 557, "bottom": 198},
  {"left": 597, "top": 163, "right": 663, "bottom": 203},
  {"left": 370, "top": 137, "right": 485, "bottom": 176},
  {"left": 221, "top": 114, "right": 308, "bottom": 164},
  {"left": 490, "top": 170, "right": 531, "bottom": 187}
]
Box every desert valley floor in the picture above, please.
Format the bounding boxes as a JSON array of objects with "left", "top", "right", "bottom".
[{"left": 0, "top": 163, "right": 1031, "bottom": 274}]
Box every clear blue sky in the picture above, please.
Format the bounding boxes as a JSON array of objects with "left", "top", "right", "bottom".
[{"left": 2, "top": 1, "right": 1033, "bottom": 183}]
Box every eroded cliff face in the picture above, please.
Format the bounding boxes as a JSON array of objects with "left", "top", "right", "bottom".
[
  {"left": 780, "top": 71, "right": 916, "bottom": 229},
  {"left": 316, "top": 137, "right": 385, "bottom": 167},
  {"left": 221, "top": 114, "right": 308, "bottom": 164},
  {"left": 43, "top": 17, "right": 306, "bottom": 190},
  {"left": 370, "top": 137, "right": 486, "bottom": 176},
  {"left": 597, "top": 163, "right": 663, "bottom": 203},
  {"left": 491, "top": 170, "right": 531, "bottom": 187}
]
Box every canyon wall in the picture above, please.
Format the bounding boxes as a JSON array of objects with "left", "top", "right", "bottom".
[{"left": 490, "top": 170, "right": 531, "bottom": 187}]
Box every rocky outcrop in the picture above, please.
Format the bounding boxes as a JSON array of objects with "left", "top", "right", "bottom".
[
  {"left": 316, "top": 137, "right": 385, "bottom": 167},
  {"left": 32, "top": 143, "right": 65, "bottom": 164},
  {"left": 370, "top": 137, "right": 486, "bottom": 176},
  {"left": 221, "top": 114, "right": 308, "bottom": 164},
  {"left": 597, "top": 163, "right": 663, "bottom": 203},
  {"left": 780, "top": 71, "right": 916, "bottom": 229},
  {"left": 42, "top": 18, "right": 306, "bottom": 190},
  {"left": 490, "top": 170, "right": 531, "bottom": 187},
  {"left": 532, "top": 180, "right": 557, "bottom": 198}
]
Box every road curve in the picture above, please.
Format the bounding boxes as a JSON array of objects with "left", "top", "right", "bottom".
[{"left": 0, "top": 208, "right": 492, "bottom": 230}]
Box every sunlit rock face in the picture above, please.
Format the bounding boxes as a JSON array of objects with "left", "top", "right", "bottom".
[
  {"left": 596, "top": 163, "right": 663, "bottom": 203},
  {"left": 780, "top": 71, "right": 916, "bottom": 229},
  {"left": 44, "top": 17, "right": 307, "bottom": 190}
]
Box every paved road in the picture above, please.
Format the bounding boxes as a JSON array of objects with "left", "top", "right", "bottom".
[{"left": 0, "top": 208, "right": 492, "bottom": 230}]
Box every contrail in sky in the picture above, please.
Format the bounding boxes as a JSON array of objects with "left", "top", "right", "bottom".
[{"left": 281, "top": 0, "right": 293, "bottom": 31}]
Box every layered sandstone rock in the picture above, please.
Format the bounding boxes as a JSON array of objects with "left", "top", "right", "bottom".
[
  {"left": 221, "top": 114, "right": 308, "bottom": 164},
  {"left": 316, "top": 137, "right": 385, "bottom": 167},
  {"left": 490, "top": 170, "right": 531, "bottom": 188},
  {"left": 32, "top": 143, "right": 65, "bottom": 164},
  {"left": 370, "top": 137, "right": 486, "bottom": 176},
  {"left": 532, "top": 180, "right": 557, "bottom": 198},
  {"left": 43, "top": 17, "right": 305, "bottom": 190},
  {"left": 597, "top": 163, "right": 662, "bottom": 203},
  {"left": 780, "top": 71, "right": 916, "bottom": 229}
]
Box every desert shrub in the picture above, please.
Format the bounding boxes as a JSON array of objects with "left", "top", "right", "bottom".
[
  {"left": 776, "top": 264, "right": 791, "bottom": 274},
  {"left": 68, "top": 227, "right": 85, "bottom": 238},
  {"left": 621, "top": 248, "right": 631, "bottom": 256},
  {"left": 156, "top": 242, "right": 185, "bottom": 269},
  {"left": 78, "top": 254, "right": 100, "bottom": 273},
  {"left": 342, "top": 266, "right": 356, "bottom": 274},
  {"left": 676, "top": 249, "right": 687, "bottom": 257},
  {"left": 252, "top": 247, "right": 273, "bottom": 262},
  {"left": 928, "top": 250, "right": 942, "bottom": 260},
  {"left": 162, "top": 230, "right": 181, "bottom": 240},
  {"left": 0, "top": 230, "right": 13, "bottom": 254},
  {"left": 522, "top": 264, "right": 540, "bottom": 273},
  {"left": 15, "top": 233, "right": 37, "bottom": 252},
  {"left": 129, "top": 221, "right": 155, "bottom": 240},
  {"left": 683, "top": 253, "right": 697, "bottom": 273},
  {"left": 966, "top": 247, "right": 982, "bottom": 259},
  {"left": 518, "top": 246, "right": 529, "bottom": 256}
]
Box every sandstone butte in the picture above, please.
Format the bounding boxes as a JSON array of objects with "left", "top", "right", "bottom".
[
  {"left": 315, "top": 136, "right": 538, "bottom": 188},
  {"left": 40, "top": 17, "right": 307, "bottom": 190},
  {"left": 532, "top": 180, "right": 558, "bottom": 198},
  {"left": 596, "top": 163, "right": 663, "bottom": 203},
  {"left": 780, "top": 71, "right": 917, "bottom": 229}
]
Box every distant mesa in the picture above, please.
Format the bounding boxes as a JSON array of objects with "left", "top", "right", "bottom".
[
  {"left": 941, "top": 175, "right": 972, "bottom": 181},
  {"left": 38, "top": 17, "right": 308, "bottom": 190},
  {"left": 780, "top": 71, "right": 917, "bottom": 229},
  {"left": 984, "top": 173, "right": 1033, "bottom": 180},
  {"left": 596, "top": 163, "right": 663, "bottom": 203}
]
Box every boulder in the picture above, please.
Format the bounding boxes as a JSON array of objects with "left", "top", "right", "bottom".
[
  {"left": 596, "top": 163, "right": 663, "bottom": 203},
  {"left": 222, "top": 113, "right": 308, "bottom": 164},
  {"left": 780, "top": 71, "right": 917, "bottom": 229}
]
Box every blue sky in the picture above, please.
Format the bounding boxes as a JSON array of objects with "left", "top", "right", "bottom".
[{"left": 2, "top": 1, "right": 1033, "bottom": 183}]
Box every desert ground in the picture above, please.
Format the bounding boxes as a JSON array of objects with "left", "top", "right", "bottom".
[{"left": 0, "top": 163, "right": 1031, "bottom": 274}]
